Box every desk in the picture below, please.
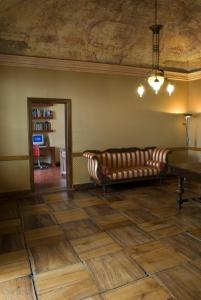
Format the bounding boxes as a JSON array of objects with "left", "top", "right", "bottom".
[
  {"left": 39, "top": 146, "right": 56, "bottom": 167},
  {"left": 170, "top": 163, "right": 201, "bottom": 209}
]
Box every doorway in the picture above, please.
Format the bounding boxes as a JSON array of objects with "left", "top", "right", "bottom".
[{"left": 27, "top": 98, "right": 72, "bottom": 193}]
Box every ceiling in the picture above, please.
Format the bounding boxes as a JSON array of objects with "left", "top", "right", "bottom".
[{"left": 0, "top": 0, "right": 201, "bottom": 72}]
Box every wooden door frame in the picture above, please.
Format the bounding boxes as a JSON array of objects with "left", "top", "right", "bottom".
[{"left": 27, "top": 97, "right": 72, "bottom": 192}]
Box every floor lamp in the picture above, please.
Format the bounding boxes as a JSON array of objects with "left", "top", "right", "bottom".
[{"left": 183, "top": 113, "right": 192, "bottom": 147}]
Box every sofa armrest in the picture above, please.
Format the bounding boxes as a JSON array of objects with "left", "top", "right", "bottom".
[
  {"left": 83, "top": 151, "right": 104, "bottom": 185},
  {"left": 83, "top": 151, "right": 99, "bottom": 159},
  {"left": 152, "top": 148, "right": 170, "bottom": 163}
]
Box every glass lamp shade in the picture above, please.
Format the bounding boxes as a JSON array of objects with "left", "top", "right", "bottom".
[
  {"left": 147, "top": 74, "right": 164, "bottom": 94},
  {"left": 166, "top": 82, "right": 175, "bottom": 96},
  {"left": 137, "top": 84, "right": 145, "bottom": 98}
]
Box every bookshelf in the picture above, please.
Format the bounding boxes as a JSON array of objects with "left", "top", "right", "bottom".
[{"left": 32, "top": 105, "right": 54, "bottom": 133}]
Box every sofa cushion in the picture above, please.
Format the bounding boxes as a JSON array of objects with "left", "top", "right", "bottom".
[
  {"left": 107, "top": 166, "right": 159, "bottom": 181},
  {"left": 146, "top": 160, "right": 166, "bottom": 171}
]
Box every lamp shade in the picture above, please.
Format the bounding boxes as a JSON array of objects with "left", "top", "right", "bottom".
[
  {"left": 137, "top": 84, "right": 145, "bottom": 98},
  {"left": 166, "top": 82, "right": 175, "bottom": 96},
  {"left": 147, "top": 74, "right": 164, "bottom": 94}
]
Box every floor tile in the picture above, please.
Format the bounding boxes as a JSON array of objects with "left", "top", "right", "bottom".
[
  {"left": 0, "top": 232, "right": 25, "bottom": 254},
  {"left": 20, "top": 204, "right": 50, "bottom": 216},
  {"left": 169, "top": 214, "right": 198, "bottom": 231},
  {"left": 132, "top": 243, "right": 188, "bottom": 274},
  {"left": 35, "top": 263, "right": 99, "bottom": 300},
  {"left": 102, "top": 277, "right": 171, "bottom": 300},
  {"left": 62, "top": 219, "right": 100, "bottom": 240},
  {"left": 0, "top": 250, "right": 31, "bottom": 283},
  {"left": 164, "top": 232, "right": 201, "bottom": 260},
  {"left": 92, "top": 213, "right": 132, "bottom": 230},
  {"left": 30, "top": 240, "right": 80, "bottom": 273},
  {"left": 0, "top": 203, "right": 18, "bottom": 220},
  {"left": 73, "top": 191, "right": 95, "bottom": 200},
  {"left": 149, "top": 224, "right": 185, "bottom": 239},
  {"left": 0, "top": 218, "right": 21, "bottom": 234},
  {"left": 74, "top": 197, "right": 105, "bottom": 208},
  {"left": 123, "top": 208, "right": 158, "bottom": 224},
  {"left": 187, "top": 228, "right": 201, "bottom": 241},
  {"left": 150, "top": 207, "right": 179, "bottom": 218},
  {"left": 25, "top": 225, "right": 64, "bottom": 247},
  {"left": 109, "top": 199, "right": 141, "bottom": 211},
  {"left": 18, "top": 195, "right": 44, "bottom": 206},
  {"left": 42, "top": 192, "right": 70, "bottom": 202},
  {"left": 23, "top": 213, "right": 56, "bottom": 230},
  {"left": 138, "top": 219, "right": 174, "bottom": 232},
  {"left": 0, "top": 276, "right": 36, "bottom": 300},
  {"left": 54, "top": 208, "right": 89, "bottom": 224},
  {"left": 128, "top": 240, "right": 166, "bottom": 258},
  {"left": 71, "top": 232, "right": 122, "bottom": 261},
  {"left": 108, "top": 225, "right": 152, "bottom": 247},
  {"left": 190, "top": 257, "right": 201, "bottom": 270},
  {"left": 86, "top": 252, "right": 145, "bottom": 292},
  {"left": 157, "top": 262, "right": 201, "bottom": 300},
  {"left": 47, "top": 200, "right": 76, "bottom": 212},
  {"left": 84, "top": 205, "right": 117, "bottom": 217}
]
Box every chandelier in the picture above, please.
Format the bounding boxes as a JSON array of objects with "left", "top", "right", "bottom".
[{"left": 137, "top": 0, "right": 174, "bottom": 97}]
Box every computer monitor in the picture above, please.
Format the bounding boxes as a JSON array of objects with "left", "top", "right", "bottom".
[{"left": 32, "top": 134, "right": 44, "bottom": 146}]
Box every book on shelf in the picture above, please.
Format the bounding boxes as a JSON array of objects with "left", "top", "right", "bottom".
[
  {"left": 32, "top": 108, "right": 53, "bottom": 118},
  {"left": 33, "top": 121, "right": 52, "bottom": 131}
]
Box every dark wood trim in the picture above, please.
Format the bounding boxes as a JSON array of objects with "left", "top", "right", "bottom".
[
  {"left": 0, "top": 155, "right": 29, "bottom": 161},
  {"left": 27, "top": 97, "right": 72, "bottom": 192},
  {"left": 28, "top": 99, "right": 34, "bottom": 191},
  {"left": 0, "top": 189, "right": 30, "bottom": 199},
  {"left": 65, "top": 99, "right": 73, "bottom": 190},
  {"left": 169, "top": 147, "right": 187, "bottom": 151},
  {"left": 72, "top": 152, "right": 83, "bottom": 157},
  {"left": 188, "top": 147, "right": 201, "bottom": 151},
  {"left": 73, "top": 182, "right": 94, "bottom": 190}
]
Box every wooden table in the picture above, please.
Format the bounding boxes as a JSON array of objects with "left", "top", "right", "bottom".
[
  {"left": 39, "top": 146, "right": 56, "bottom": 167},
  {"left": 169, "top": 162, "right": 201, "bottom": 209}
]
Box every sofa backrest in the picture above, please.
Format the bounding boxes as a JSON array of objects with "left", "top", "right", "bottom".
[{"left": 98, "top": 148, "right": 154, "bottom": 169}]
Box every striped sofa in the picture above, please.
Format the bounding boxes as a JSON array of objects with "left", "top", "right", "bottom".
[{"left": 83, "top": 147, "right": 170, "bottom": 190}]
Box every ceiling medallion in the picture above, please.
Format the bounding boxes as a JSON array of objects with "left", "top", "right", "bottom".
[{"left": 137, "top": 0, "right": 174, "bottom": 98}]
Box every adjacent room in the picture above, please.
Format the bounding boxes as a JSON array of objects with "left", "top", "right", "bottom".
[
  {"left": 0, "top": 1, "right": 200, "bottom": 299},
  {"left": 30, "top": 100, "right": 68, "bottom": 193}
]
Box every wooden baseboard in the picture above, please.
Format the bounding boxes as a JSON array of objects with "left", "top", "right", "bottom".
[
  {"left": 73, "top": 182, "right": 94, "bottom": 191},
  {"left": 0, "top": 189, "right": 30, "bottom": 199}
]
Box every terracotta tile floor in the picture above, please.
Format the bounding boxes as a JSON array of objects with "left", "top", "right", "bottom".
[
  {"left": 0, "top": 178, "right": 201, "bottom": 299},
  {"left": 34, "top": 166, "right": 66, "bottom": 192}
]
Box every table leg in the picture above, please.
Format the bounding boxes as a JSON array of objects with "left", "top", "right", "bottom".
[
  {"left": 50, "top": 148, "right": 56, "bottom": 167},
  {"left": 176, "top": 176, "right": 184, "bottom": 209}
]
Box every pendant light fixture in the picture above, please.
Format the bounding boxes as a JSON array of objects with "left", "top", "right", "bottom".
[{"left": 137, "top": 0, "right": 174, "bottom": 98}]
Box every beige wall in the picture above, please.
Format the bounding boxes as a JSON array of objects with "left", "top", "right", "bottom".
[
  {"left": 188, "top": 79, "right": 201, "bottom": 162},
  {"left": 0, "top": 66, "right": 189, "bottom": 191}
]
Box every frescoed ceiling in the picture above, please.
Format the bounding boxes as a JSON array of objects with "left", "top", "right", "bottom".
[{"left": 0, "top": 0, "right": 201, "bottom": 72}]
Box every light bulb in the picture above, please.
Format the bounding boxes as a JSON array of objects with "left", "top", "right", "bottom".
[
  {"left": 137, "top": 84, "right": 145, "bottom": 98},
  {"left": 148, "top": 74, "right": 164, "bottom": 94},
  {"left": 166, "top": 82, "right": 174, "bottom": 96}
]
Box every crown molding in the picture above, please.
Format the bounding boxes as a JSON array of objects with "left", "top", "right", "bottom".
[
  {"left": 0, "top": 54, "right": 200, "bottom": 81},
  {"left": 188, "top": 70, "right": 201, "bottom": 81}
]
